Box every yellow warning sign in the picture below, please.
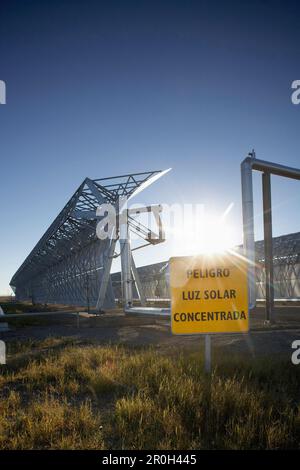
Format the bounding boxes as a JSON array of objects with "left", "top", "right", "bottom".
[{"left": 170, "top": 253, "right": 249, "bottom": 334}]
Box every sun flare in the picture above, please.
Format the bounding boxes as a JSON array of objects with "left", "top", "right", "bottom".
[{"left": 169, "top": 209, "right": 237, "bottom": 257}]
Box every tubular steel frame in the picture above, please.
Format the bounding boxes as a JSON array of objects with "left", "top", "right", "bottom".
[{"left": 241, "top": 153, "right": 300, "bottom": 322}]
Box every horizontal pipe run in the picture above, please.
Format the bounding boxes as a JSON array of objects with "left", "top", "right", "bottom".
[
  {"left": 241, "top": 156, "right": 256, "bottom": 309},
  {"left": 251, "top": 158, "right": 300, "bottom": 180}
]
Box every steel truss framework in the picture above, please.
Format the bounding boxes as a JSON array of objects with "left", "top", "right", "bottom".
[{"left": 10, "top": 171, "right": 163, "bottom": 308}]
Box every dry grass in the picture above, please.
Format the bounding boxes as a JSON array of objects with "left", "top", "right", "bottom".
[{"left": 0, "top": 337, "right": 300, "bottom": 449}]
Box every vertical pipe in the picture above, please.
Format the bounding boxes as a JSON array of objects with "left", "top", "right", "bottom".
[
  {"left": 241, "top": 157, "right": 256, "bottom": 309},
  {"left": 119, "top": 198, "right": 133, "bottom": 308},
  {"left": 262, "top": 172, "right": 274, "bottom": 322}
]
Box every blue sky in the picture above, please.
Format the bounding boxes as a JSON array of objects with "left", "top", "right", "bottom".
[{"left": 0, "top": 0, "right": 300, "bottom": 294}]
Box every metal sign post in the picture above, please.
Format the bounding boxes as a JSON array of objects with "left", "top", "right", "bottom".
[{"left": 204, "top": 334, "right": 211, "bottom": 374}]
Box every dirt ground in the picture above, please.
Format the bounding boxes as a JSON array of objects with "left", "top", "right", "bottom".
[{"left": 1, "top": 306, "right": 300, "bottom": 361}]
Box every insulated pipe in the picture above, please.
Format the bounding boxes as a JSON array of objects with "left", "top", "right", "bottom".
[{"left": 241, "top": 156, "right": 256, "bottom": 309}]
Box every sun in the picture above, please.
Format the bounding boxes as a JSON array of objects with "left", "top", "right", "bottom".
[
  {"left": 184, "top": 220, "right": 235, "bottom": 255},
  {"left": 169, "top": 206, "right": 237, "bottom": 257}
]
